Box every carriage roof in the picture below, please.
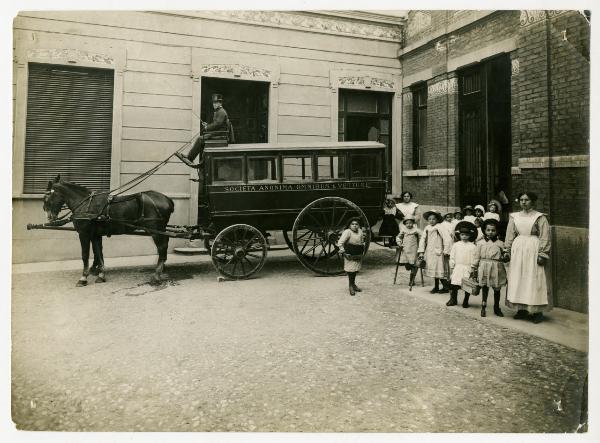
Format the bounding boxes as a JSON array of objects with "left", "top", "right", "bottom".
[{"left": 204, "top": 141, "right": 385, "bottom": 154}]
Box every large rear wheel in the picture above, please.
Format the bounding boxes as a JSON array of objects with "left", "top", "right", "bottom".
[
  {"left": 291, "top": 197, "right": 370, "bottom": 275},
  {"left": 211, "top": 224, "right": 267, "bottom": 279}
]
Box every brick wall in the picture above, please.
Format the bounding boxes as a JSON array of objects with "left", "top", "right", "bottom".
[{"left": 401, "top": 10, "right": 590, "bottom": 312}]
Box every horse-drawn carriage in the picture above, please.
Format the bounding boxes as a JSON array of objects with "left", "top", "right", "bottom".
[{"left": 29, "top": 141, "right": 387, "bottom": 283}]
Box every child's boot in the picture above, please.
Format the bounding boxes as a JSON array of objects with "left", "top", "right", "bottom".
[
  {"left": 481, "top": 301, "right": 487, "bottom": 317},
  {"left": 430, "top": 278, "right": 440, "bottom": 294},
  {"left": 438, "top": 279, "right": 450, "bottom": 294},
  {"left": 446, "top": 288, "right": 458, "bottom": 306},
  {"left": 493, "top": 291, "right": 504, "bottom": 317},
  {"left": 462, "top": 292, "right": 470, "bottom": 308}
]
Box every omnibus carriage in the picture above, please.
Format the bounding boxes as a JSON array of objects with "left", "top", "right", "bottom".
[{"left": 200, "top": 141, "right": 387, "bottom": 279}]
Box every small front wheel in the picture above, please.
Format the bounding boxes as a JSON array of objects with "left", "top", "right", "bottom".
[{"left": 211, "top": 224, "right": 267, "bottom": 279}]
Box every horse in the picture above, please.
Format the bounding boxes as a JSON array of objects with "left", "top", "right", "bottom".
[{"left": 43, "top": 175, "right": 175, "bottom": 286}]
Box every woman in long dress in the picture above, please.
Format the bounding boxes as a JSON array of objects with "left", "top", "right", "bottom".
[
  {"left": 504, "top": 192, "right": 551, "bottom": 323},
  {"left": 337, "top": 218, "right": 366, "bottom": 296},
  {"left": 395, "top": 191, "right": 419, "bottom": 224}
]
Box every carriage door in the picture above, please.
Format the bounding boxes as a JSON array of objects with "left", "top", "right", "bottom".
[
  {"left": 338, "top": 90, "right": 393, "bottom": 191},
  {"left": 458, "top": 55, "right": 511, "bottom": 206}
]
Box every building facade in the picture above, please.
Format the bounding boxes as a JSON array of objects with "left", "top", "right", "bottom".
[
  {"left": 12, "top": 11, "right": 404, "bottom": 263},
  {"left": 12, "top": 10, "right": 590, "bottom": 312},
  {"left": 399, "top": 10, "right": 590, "bottom": 312}
]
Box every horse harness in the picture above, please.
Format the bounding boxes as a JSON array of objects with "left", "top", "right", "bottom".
[{"left": 72, "top": 191, "right": 167, "bottom": 234}]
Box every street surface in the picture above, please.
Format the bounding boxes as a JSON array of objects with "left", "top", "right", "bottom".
[{"left": 12, "top": 248, "right": 587, "bottom": 432}]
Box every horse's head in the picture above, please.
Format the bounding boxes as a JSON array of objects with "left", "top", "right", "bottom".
[{"left": 43, "top": 175, "right": 65, "bottom": 221}]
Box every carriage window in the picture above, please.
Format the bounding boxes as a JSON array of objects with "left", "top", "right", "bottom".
[
  {"left": 283, "top": 156, "right": 313, "bottom": 181},
  {"left": 317, "top": 155, "right": 347, "bottom": 180},
  {"left": 350, "top": 154, "right": 381, "bottom": 178},
  {"left": 248, "top": 157, "right": 277, "bottom": 182},
  {"left": 213, "top": 157, "right": 243, "bottom": 182}
]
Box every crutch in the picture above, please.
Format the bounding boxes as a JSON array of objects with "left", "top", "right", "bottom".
[{"left": 393, "top": 246, "right": 403, "bottom": 285}]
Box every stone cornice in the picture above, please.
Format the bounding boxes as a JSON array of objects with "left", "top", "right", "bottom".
[{"left": 157, "top": 10, "right": 404, "bottom": 42}]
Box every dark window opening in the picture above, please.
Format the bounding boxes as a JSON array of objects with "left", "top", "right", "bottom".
[
  {"left": 201, "top": 77, "right": 269, "bottom": 144},
  {"left": 350, "top": 154, "right": 381, "bottom": 179},
  {"left": 339, "top": 89, "right": 392, "bottom": 186},
  {"left": 412, "top": 84, "right": 427, "bottom": 169},
  {"left": 248, "top": 157, "right": 277, "bottom": 182}
]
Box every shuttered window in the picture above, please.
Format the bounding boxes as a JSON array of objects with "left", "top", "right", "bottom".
[{"left": 23, "top": 63, "right": 114, "bottom": 194}]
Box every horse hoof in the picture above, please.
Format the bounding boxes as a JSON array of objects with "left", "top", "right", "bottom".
[
  {"left": 95, "top": 276, "right": 106, "bottom": 283},
  {"left": 76, "top": 280, "right": 87, "bottom": 287}
]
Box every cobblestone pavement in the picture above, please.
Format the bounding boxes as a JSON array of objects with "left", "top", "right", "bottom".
[{"left": 11, "top": 248, "right": 587, "bottom": 432}]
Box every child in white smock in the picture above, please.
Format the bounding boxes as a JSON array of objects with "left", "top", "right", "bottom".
[{"left": 446, "top": 221, "right": 477, "bottom": 308}]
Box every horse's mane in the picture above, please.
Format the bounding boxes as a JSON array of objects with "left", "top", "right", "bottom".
[{"left": 55, "top": 180, "right": 91, "bottom": 194}]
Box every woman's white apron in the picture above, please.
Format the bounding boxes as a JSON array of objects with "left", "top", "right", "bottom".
[{"left": 507, "top": 212, "right": 548, "bottom": 306}]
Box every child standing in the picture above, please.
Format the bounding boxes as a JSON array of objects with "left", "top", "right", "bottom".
[
  {"left": 379, "top": 197, "right": 402, "bottom": 247},
  {"left": 446, "top": 221, "right": 477, "bottom": 308},
  {"left": 396, "top": 216, "right": 422, "bottom": 287},
  {"left": 337, "top": 218, "right": 366, "bottom": 296},
  {"left": 483, "top": 200, "right": 501, "bottom": 221},
  {"left": 473, "top": 217, "right": 485, "bottom": 244},
  {"left": 472, "top": 219, "right": 507, "bottom": 317},
  {"left": 418, "top": 211, "right": 452, "bottom": 294},
  {"left": 463, "top": 205, "right": 476, "bottom": 223}
]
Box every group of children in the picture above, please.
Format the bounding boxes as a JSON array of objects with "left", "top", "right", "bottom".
[{"left": 394, "top": 200, "right": 507, "bottom": 318}]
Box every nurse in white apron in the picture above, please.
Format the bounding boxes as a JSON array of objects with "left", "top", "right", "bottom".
[{"left": 503, "top": 192, "right": 551, "bottom": 324}]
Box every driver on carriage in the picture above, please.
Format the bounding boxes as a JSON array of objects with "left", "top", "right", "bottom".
[{"left": 176, "top": 93, "right": 234, "bottom": 167}]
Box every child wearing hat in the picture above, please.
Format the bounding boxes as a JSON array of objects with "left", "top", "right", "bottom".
[
  {"left": 463, "top": 206, "right": 476, "bottom": 223},
  {"left": 379, "top": 197, "right": 403, "bottom": 247},
  {"left": 446, "top": 221, "right": 478, "bottom": 308},
  {"left": 474, "top": 205, "right": 485, "bottom": 219},
  {"left": 417, "top": 210, "right": 452, "bottom": 293},
  {"left": 396, "top": 216, "right": 423, "bottom": 287},
  {"left": 483, "top": 200, "right": 501, "bottom": 221},
  {"left": 471, "top": 218, "right": 507, "bottom": 317}
]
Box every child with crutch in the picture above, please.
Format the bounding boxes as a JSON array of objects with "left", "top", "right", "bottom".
[{"left": 394, "top": 216, "right": 422, "bottom": 289}]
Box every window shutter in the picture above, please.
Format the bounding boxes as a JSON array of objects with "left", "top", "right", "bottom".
[{"left": 23, "top": 63, "right": 114, "bottom": 194}]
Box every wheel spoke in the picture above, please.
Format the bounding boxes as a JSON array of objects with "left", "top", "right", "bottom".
[{"left": 240, "top": 258, "right": 246, "bottom": 276}]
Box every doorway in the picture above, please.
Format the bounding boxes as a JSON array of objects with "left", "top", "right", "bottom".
[
  {"left": 338, "top": 89, "right": 393, "bottom": 189},
  {"left": 458, "top": 55, "right": 511, "bottom": 207},
  {"left": 201, "top": 77, "right": 269, "bottom": 144}
]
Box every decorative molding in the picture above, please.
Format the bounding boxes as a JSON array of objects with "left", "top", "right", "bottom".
[
  {"left": 330, "top": 69, "right": 399, "bottom": 93},
  {"left": 27, "top": 48, "right": 114, "bottom": 65},
  {"left": 200, "top": 64, "right": 271, "bottom": 80},
  {"left": 338, "top": 75, "right": 394, "bottom": 90},
  {"left": 511, "top": 58, "right": 520, "bottom": 76},
  {"left": 403, "top": 168, "right": 455, "bottom": 177},
  {"left": 518, "top": 155, "right": 589, "bottom": 169},
  {"left": 402, "top": 92, "right": 413, "bottom": 105},
  {"left": 427, "top": 78, "right": 458, "bottom": 99},
  {"left": 519, "top": 10, "right": 567, "bottom": 27},
  {"left": 199, "top": 10, "right": 403, "bottom": 41}
]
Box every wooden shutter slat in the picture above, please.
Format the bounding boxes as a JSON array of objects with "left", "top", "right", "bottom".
[{"left": 23, "top": 63, "right": 114, "bottom": 194}]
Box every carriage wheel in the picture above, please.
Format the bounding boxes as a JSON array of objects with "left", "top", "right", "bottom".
[
  {"left": 282, "top": 230, "right": 294, "bottom": 250},
  {"left": 211, "top": 224, "right": 267, "bottom": 280},
  {"left": 291, "top": 197, "right": 370, "bottom": 276}
]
